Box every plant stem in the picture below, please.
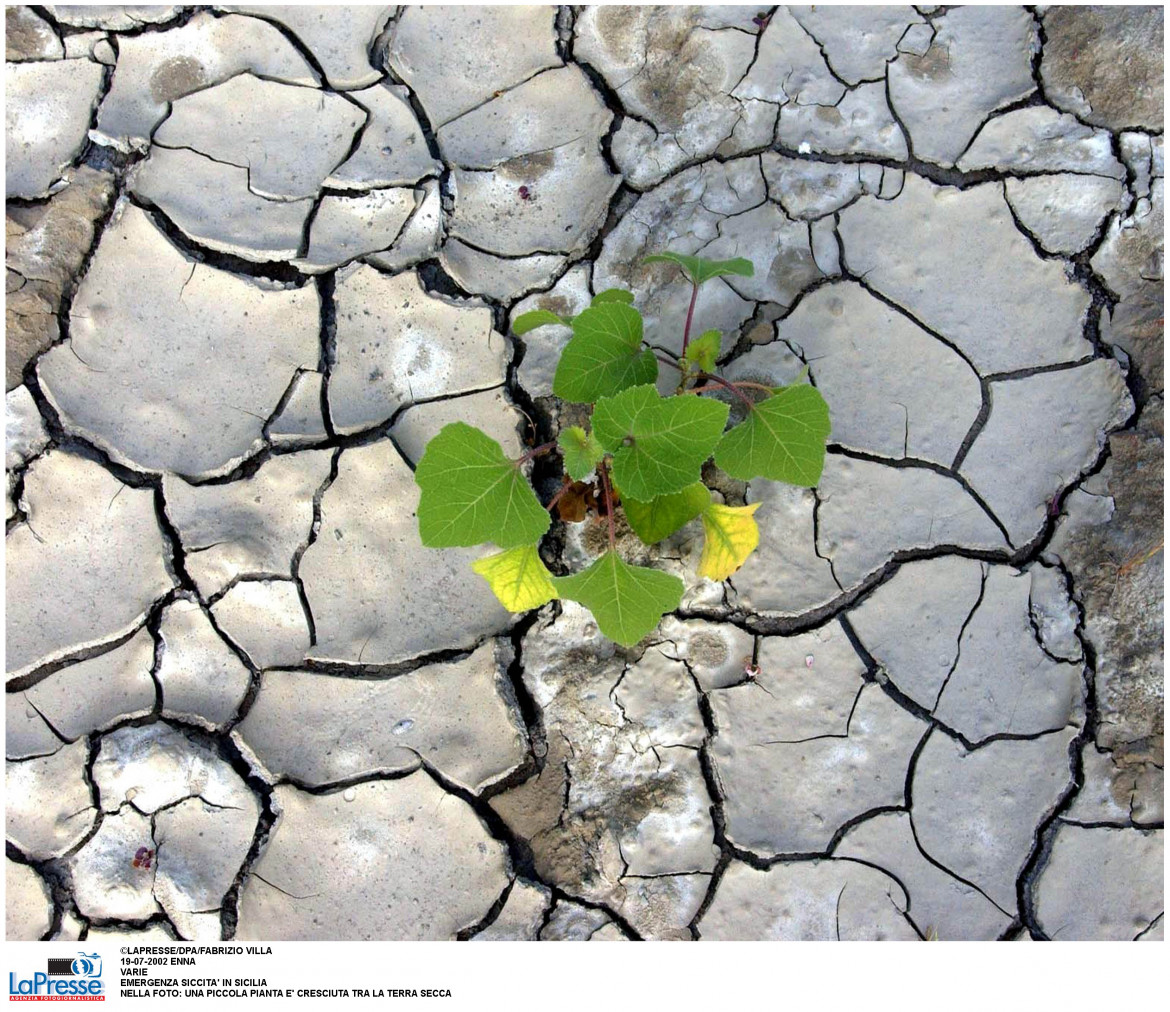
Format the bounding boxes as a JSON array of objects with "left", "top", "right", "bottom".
[
  {"left": 545, "top": 482, "right": 572, "bottom": 514},
  {"left": 693, "top": 372, "right": 755, "bottom": 407},
  {"left": 655, "top": 352, "right": 683, "bottom": 372},
  {"left": 681, "top": 281, "right": 699, "bottom": 356},
  {"left": 515, "top": 441, "right": 556, "bottom": 466},
  {"left": 599, "top": 461, "right": 616, "bottom": 551}
]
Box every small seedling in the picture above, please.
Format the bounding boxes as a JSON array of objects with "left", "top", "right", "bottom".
[{"left": 414, "top": 251, "right": 830, "bottom": 646}]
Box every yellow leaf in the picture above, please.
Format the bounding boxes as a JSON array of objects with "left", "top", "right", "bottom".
[
  {"left": 471, "top": 545, "right": 559, "bottom": 612},
  {"left": 698, "top": 502, "right": 761, "bottom": 581}
]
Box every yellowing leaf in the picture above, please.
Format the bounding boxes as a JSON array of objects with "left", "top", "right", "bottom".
[
  {"left": 698, "top": 502, "right": 761, "bottom": 581},
  {"left": 471, "top": 545, "right": 558, "bottom": 612}
]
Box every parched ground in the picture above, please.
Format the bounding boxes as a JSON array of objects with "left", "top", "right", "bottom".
[{"left": 4, "top": 4, "right": 1163, "bottom": 942}]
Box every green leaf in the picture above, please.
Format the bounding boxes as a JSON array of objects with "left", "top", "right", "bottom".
[
  {"left": 713, "top": 384, "right": 831, "bottom": 486},
  {"left": 558, "top": 426, "right": 604, "bottom": 480},
  {"left": 623, "top": 483, "right": 711, "bottom": 544},
  {"left": 553, "top": 551, "right": 683, "bottom": 646},
  {"left": 591, "top": 289, "right": 634, "bottom": 306},
  {"left": 593, "top": 385, "right": 730, "bottom": 500},
  {"left": 698, "top": 502, "right": 761, "bottom": 581},
  {"left": 471, "top": 545, "right": 559, "bottom": 612},
  {"left": 512, "top": 309, "right": 567, "bottom": 335},
  {"left": 684, "top": 330, "right": 721, "bottom": 372},
  {"left": 415, "top": 422, "right": 551, "bottom": 548},
  {"left": 552, "top": 303, "right": 658, "bottom": 403},
  {"left": 644, "top": 252, "right": 754, "bottom": 286}
]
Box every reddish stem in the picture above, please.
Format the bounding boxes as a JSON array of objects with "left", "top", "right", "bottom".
[
  {"left": 693, "top": 372, "right": 755, "bottom": 407},
  {"left": 654, "top": 352, "right": 683, "bottom": 372},
  {"left": 680, "top": 281, "right": 699, "bottom": 356},
  {"left": 599, "top": 461, "right": 616, "bottom": 551},
  {"left": 515, "top": 441, "right": 556, "bottom": 466},
  {"left": 545, "top": 483, "right": 572, "bottom": 514}
]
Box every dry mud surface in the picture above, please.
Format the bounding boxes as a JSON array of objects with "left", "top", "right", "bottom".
[{"left": 4, "top": 4, "right": 1164, "bottom": 941}]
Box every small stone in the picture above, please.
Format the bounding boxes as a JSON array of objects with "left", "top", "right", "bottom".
[
  {"left": 5, "top": 451, "right": 174, "bottom": 681},
  {"left": 68, "top": 807, "right": 159, "bottom": 922},
  {"left": 390, "top": 389, "right": 523, "bottom": 466},
  {"left": 440, "top": 241, "right": 568, "bottom": 304},
  {"left": 848, "top": 556, "right": 985, "bottom": 711},
  {"left": 328, "top": 267, "right": 508, "bottom": 435},
  {"left": 961, "top": 360, "right": 1132, "bottom": 548},
  {"left": 958, "top": 107, "right": 1125, "bottom": 178},
  {"left": 735, "top": 480, "right": 841, "bottom": 618},
  {"left": 6, "top": 7, "right": 64, "bottom": 61},
  {"left": 1040, "top": 6, "right": 1163, "bottom": 132},
  {"left": 698, "top": 860, "right": 918, "bottom": 940},
  {"left": 153, "top": 74, "right": 365, "bottom": 200},
  {"left": 215, "top": 4, "right": 392, "bottom": 90},
  {"left": 6, "top": 739, "right": 96, "bottom": 860},
  {"left": 294, "top": 189, "right": 418, "bottom": 273},
  {"left": 325, "top": 83, "right": 440, "bottom": 189},
  {"left": 712, "top": 681, "right": 926, "bottom": 854},
  {"left": 235, "top": 641, "right": 528, "bottom": 793},
  {"left": 342, "top": 788, "right": 356, "bottom": 803},
  {"left": 211, "top": 580, "right": 312, "bottom": 670},
  {"left": 838, "top": 175, "right": 1094, "bottom": 374},
  {"left": 38, "top": 203, "right": 320, "bottom": 478},
  {"left": 24, "top": 628, "right": 156, "bottom": 742},
  {"left": 911, "top": 728, "right": 1076, "bottom": 911},
  {"left": 156, "top": 599, "right": 251, "bottom": 730},
  {"left": 6, "top": 860, "right": 53, "bottom": 940},
  {"left": 777, "top": 82, "right": 908, "bottom": 160},
  {"left": 835, "top": 811, "right": 1012, "bottom": 939},
  {"left": 91, "top": 11, "right": 316, "bottom": 151},
  {"left": 301, "top": 440, "right": 510, "bottom": 666},
  {"left": 887, "top": 5, "right": 1037, "bottom": 166},
  {"left": 383, "top": 5, "right": 559, "bottom": 127},
  {"left": 236, "top": 776, "right": 510, "bottom": 939},
  {"left": 1035, "top": 824, "right": 1163, "bottom": 939},
  {"left": 771, "top": 281, "right": 982, "bottom": 465},
  {"left": 472, "top": 879, "right": 550, "bottom": 941},
  {"left": 266, "top": 372, "right": 327, "bottom": 447},
  {"left": 5, "top": 60, "right": 104, "bottom": 199},
  {"left": 1005, "top": 174, "right": 1125, "bottom": 255},
  {"left": 817, "top": 455, "right": 1007, "bottom": 591}
]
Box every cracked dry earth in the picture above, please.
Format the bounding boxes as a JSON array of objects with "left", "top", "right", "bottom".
[{"left": 3, "top": 4, "right": 1164, "bottom": 943}]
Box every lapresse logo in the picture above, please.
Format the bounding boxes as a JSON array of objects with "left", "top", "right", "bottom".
[{"left": 9, "top": 953, "right": 104, "bottom": 1001}]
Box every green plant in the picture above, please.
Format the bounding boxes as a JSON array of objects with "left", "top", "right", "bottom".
[{"left": 414, "top": 252, "right": 830, "bottom": 646}]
